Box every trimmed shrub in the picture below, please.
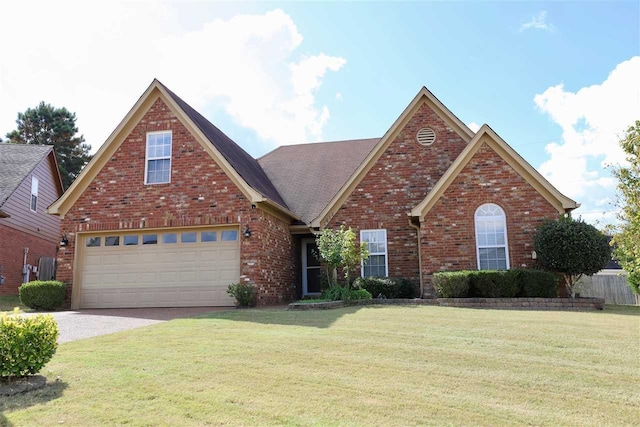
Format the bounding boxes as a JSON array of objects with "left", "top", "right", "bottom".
[
  {"left": 433, "top": 272, "right": 470, "bottom": 298},
  {"left": 353, "top": 277, "right": 394, "bottom": 298},
  {"left": 391, "top": 277, "right": 418, "bottom": 298},
  {"left": 321, "top": 285, "right": 372, "bottom": 301},
  {"left": 353, "top": 277, "right": 418, "bottom": 299},
  {"left": 19, "top": 280, "right": 66, "bottom": 311},
  {"left": 322, "top": 285, "right": 347, "bottom": 301},
  {"left": 227, "top": 282, "right": 257, "bottom": 307},
  {"left": 1, "top": 310, "right": 59, "bottom": 378},
  {"left": 349, "top": 289, "right": 373, "bottom": 300},
  {"left": 470, "top": 270, "right": 520, "bottom": 298},
  {"left": 513, "top": 269, "right": 558, "bottom": 298}
]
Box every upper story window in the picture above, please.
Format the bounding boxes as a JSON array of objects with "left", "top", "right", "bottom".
[
  {"left": 475, "top": 203, "right": 510, "bottom": 270},
  {"left": 361, "top": 229, "right": 388, "bottom": 277},
  {"left": 145, "top": 131, "right": 172, "bottom": 184},
  {"left": 30, "top": 176, "right": 39, "bottom": 212}
]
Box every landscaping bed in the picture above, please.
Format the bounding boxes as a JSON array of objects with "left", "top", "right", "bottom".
[{"left": 289, "top": 297, "right": 605, "bottom": 310}]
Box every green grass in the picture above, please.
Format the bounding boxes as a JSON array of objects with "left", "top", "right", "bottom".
[
  {"left": 293, "top": 298, "right": 331, "bottom": 303},
  {"left": 0, "top": 295, "right": 29, "bottom": 313},
  {"left": 2, "top": 305, "right": 639, "bottom": 426}
]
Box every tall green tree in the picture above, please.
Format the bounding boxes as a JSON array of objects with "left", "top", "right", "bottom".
[
  {"left": 4, "top": 102, "right": 91, "bottom": 189},
  {"left": 611, "top": 120, "right": 640, "bottom": 294}
]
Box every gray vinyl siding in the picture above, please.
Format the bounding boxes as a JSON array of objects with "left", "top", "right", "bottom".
[{"left": 1, "top": 153, "right": 62, "bottom": 243}]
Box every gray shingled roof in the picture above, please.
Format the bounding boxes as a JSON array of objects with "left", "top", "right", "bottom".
[
  {"left": 0, "top": 144, "right": 53, "bottom": 208},
  {"left": 258, "top": 138, "right": 380, "bottom": 224},
  {"left": 158, "top": 82, "right": 289, "bottom": 210}
]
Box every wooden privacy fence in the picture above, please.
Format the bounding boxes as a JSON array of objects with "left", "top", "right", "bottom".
[{"left": 577, "top": 271, "right": 639, "bottom": 305}]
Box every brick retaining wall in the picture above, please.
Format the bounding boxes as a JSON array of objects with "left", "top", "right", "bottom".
[{"left": 289, "top": 297, "right": 605, "bottom": 311}]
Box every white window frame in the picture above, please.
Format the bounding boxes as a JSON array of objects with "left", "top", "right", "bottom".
[
  {"left": 360, "top": 229, "right": 389, "bottom": 278},
  {"left": 144, "top": 131, "right": 172, "bottom": 185},
  {"left": 474, "top": 203, "right": 510, "bottom": 270},
  {"left": 30, "top": 176, "right": 39, "bottom": 212}
]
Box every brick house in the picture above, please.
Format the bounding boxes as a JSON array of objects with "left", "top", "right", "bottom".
[
  {"left": 0, "top": 144, "right": 64, "bottom": 295},
  {"left": 48, "top": 80, "right": 578, "bottom": 308}
]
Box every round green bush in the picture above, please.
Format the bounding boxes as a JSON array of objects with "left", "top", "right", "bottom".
[
  {"left": 19, "top": 280, "right": 66, "bottom": 310},
  {"left": 1, "top": 312, "right": 59, "bottom": 378},
  {"left": 226, "top": 282, "right": 257, "bottom": 307}
]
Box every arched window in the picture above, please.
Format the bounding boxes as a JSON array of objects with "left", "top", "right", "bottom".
[{"left": 474, "top": 203, "right": 510, "bottom": 270}]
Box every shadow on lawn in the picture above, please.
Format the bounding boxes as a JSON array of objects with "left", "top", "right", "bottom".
[
  {"left": 0, "top": 379, "right": 68, "bottom": 426},
  {"left": 55, "top": 306, "right": 232, "bottom": 321},
  {"left": 196, "top": 304, "right": 425, "bottom": 329},
  {"left": 602, "top": 304, "right": 640, "bottom": 316}
]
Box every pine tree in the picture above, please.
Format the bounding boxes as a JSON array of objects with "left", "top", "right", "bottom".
[{"left": 4, "top": 102, "right": 92, "bottom": 189}]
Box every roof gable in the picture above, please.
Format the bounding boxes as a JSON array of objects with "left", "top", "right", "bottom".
[
  {"left": 410, "top": 124, "right": 579, "bottom": 220},
  {"left": 159, "top": 83, "right": 288, "bottom": 209},
  {"left": 0, "top": 144, "right": 61, "bottom": 210},
  {"left": 310, "top": 87, "right": 475, "bottom": 228},
  {"left": 49, "top": 80, "right": 295, "bottom": 218}
]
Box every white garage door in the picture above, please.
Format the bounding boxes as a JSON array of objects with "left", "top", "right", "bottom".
[{"left": 77, "top": 226, "right": 240, "bottom": 308}]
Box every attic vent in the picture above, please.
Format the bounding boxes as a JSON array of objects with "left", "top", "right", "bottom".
[{"left": 417, "top": 127, "right": 436, "bottom": 146}]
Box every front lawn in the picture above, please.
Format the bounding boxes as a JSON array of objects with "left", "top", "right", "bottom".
[
  {"left": 0, "top": 295, "right": 29, "bottom": 313},
  {"left": 2, "top": 305, "right": 638, "bottom": 425}
]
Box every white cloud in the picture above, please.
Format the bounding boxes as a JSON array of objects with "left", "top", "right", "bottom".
[
  {"left": 534, "top": 56, "right": 640, "bottom": 225},
  {"left": 0, "top": 3, "right": 345, "bottom": 153},
  {"left": 467, "top": 122, "right": 481, "bottom": 133},
  {"left": 520, "top": 11, "right": 555, "bottom": 33}
]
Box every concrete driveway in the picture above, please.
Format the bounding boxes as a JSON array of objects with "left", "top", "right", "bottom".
[{"left": 40, "top": 307, "right": 231, "bottom": 343}]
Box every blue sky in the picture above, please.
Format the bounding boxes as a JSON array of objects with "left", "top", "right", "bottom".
[{"left": 0, "top": 1, "right": 638, "bottom": 225}]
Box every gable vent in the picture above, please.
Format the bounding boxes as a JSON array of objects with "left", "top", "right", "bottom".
[{"left": 417, "top": 127, "right": 436, "bottom": 146}]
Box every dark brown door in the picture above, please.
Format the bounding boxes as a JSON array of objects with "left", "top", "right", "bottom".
[{"left": 304, "top": 240, "right": 322, "bottom": 294}]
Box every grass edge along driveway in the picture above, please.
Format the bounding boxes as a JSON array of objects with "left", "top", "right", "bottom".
[{"left": 2, "top": 305, "right": 639, "bottom": 426}]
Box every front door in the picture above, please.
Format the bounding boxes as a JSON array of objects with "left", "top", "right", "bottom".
[{"left": 302, "top": 239, "right": 322, "bottom": 296}]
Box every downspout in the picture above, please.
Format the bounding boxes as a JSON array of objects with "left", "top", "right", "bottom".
[
  {"left": 23, "top": 247, "right": 30, "bottom": 284},
  {"left": 408, "top": 217, "right": 424, "bottom": 298}
]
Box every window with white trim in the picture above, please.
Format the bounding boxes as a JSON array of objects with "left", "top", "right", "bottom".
[
  {"left": 145, "top": 131, "right": 172, "bottom": 184},
  {"left": 475, "top": 203, "right": 510, "bottom": 270},
  {"left": 30, "top": 176, "right": 39, "bottom": 212},
  {"left": 361, "top": 229, "right": 388, "bottom": 277}
]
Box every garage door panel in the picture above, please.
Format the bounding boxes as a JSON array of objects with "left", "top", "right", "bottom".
[
  {"left": 219, "top": 248, "right": 238, "bottom": 260},
  {"left": 79, "top": 226, "right": 240, "bottom": 308}
]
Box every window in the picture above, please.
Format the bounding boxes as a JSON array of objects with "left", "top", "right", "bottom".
[
  {"left": 201, "top": 231, "right": 217, "bottom": 242},
  {"left": 221, "top": 230, "right": 238, "bottom": 241},
  {"left": 124, "top": 235, "right": 139, "bottom": 246},
  {"left": 360, "top": 229, "right": 388, "bottom": 277},
  {"left": 105, "top": 236, "right": 120, "bottom": 246},
  {"left": 142, "top": 234, "right": 157, "bottom": 245},
  {"left": 181, "top": 232, "right": 197, "bottom": 243},
  {"left": 145, "top": 131, "right": 172, "bottom": 184},
  {"left": 475, "top": 203, "right": 510, "bottom": 270},
  {"left": 86, "top": 237, "right": 101, "bottom": 247},
  {"left": 162, "top": 233, "right": 177, "bottom": 244},
  {"left": 30, "top": 176, "right": 39, "bottom": 212}
]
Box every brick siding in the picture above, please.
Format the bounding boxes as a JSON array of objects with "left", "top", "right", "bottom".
[
  {"left": 0, "top": 223, "right": 58, "bottom": 295},
  {"left": 328, "top": 102, "right": 468, "bottom": 284},
  {"left": 421, "top": 142, "right": 560, "bottom": 294},
  {"left": 58, "top": 97, "right": 294, "bottom": 306}
]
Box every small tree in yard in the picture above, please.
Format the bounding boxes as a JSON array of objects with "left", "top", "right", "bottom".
[
  {"left": 315, "top": 225, "right": 369, "bottom": 286},
  {"left": 534, "top": 216, "right": 611, "bottom": 297},
  {"left": 610, "top": 120, "right": 640, "bottom": 295}
]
